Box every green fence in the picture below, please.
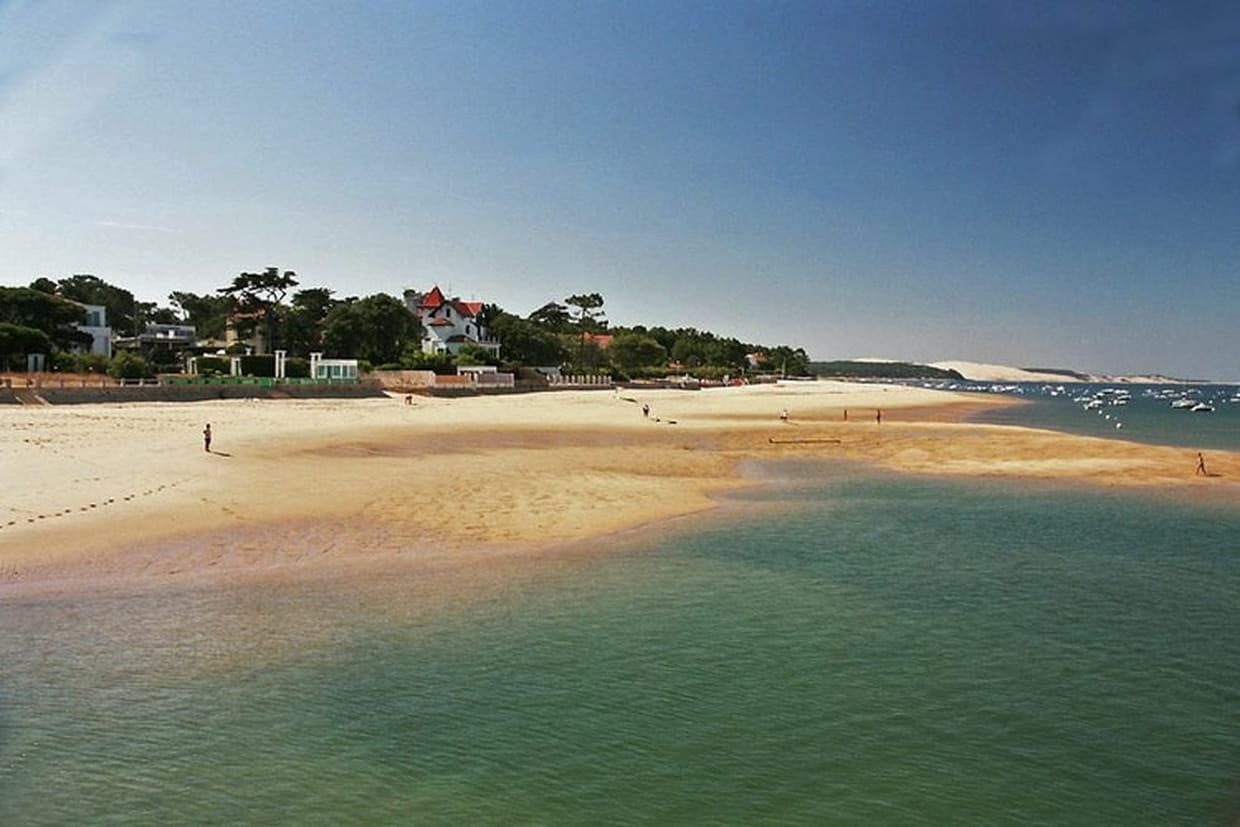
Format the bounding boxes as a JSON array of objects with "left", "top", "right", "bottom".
[{"left": 162, "top": 376, "right": 360, "bottom": 387}]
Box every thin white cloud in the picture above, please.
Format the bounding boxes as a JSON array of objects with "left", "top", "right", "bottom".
[{"left": 93, "top": 219, "right": 181, "bottom": 234}]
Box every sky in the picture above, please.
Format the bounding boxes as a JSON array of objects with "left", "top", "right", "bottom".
[{"left": 1, "top": 0, "right": 1237, "bottom": 379}]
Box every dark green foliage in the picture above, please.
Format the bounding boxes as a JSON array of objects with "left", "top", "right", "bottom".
[
  {"left": 239, "top": 354, "right": 276, "bottom": 377},
  {"left": 527, "top": 301, "right": 572, "bottom": 333},
  {"left": 50, "top": 350, "right": 112, "bottom": 373},
  {"left": 107, "top": 351, "right": 152, "bottom": 379},
  {"left": 0, "top": 322, "right": 53, "bottom": 369},
  {"left": 565, "top": 293, "right": 606, "bottom": 332},
  {"left": 284, "top": 288, "right": 337, "bottom": 356},
  {"left": 0, "top": 287, "right": 90, "bottom": 351},
  {"left": 668, "top": 329, "right": 749, "bottom": 371},
  {"left": 400, "top": 347, "right": 456, "bottom": 374},
  {"left": 322, "top": 293, "right": 420, "bottom": 365},
  {"left": 5, "top": 275, "right": 835, "bottom": 382},
  {"left": 52, "top": 274, "right": 137, "bottom": 336},
  {"left": 1022, "top": 367, "right": 1089, "bottom": 380},
  {"left": 455, "top": 342, "right": 498, "bottom": 367},
  {"left": 490, "top": 313, "right": 569, "bottom": 366},
  {"left": 142, "top": 304, "right": 180, "bottom": 325},
  {"left": 148, "top": 348, "right": 183, "bottom": 372},
  {"left": 195, "top": 355, "right": 230, "bottom": 376},
  {"left": 285, "top": 356, "right": 310, "bottom": 378},
  {"left": 219, "top": 267, "right": 299, "bottom": 352},
  {"left": 169, "top": 291, "right": 231, "bottom": 341},
  {"left": 607, "top": 333, "right": 667, "bottom": 371},
  {"left": 807, "top": 361, "right": 964, "bottom": 380},
  {"left": 763, "top": 346, "right": 811, "bottom": 377}
]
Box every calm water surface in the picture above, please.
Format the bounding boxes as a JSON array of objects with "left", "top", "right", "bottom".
[
  {"left": 963, "top": 382, "right": 1240, "bottom": 451},
  {"left": 3, "top": 468, "right": 1239, "bottom": 824}
]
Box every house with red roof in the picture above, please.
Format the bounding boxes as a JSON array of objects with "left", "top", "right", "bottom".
[{"left": 403, "top": 286, "right": 501, "bottom": 357}]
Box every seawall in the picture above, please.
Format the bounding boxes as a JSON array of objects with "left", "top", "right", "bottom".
[{"left": 0, "top": 383, "right": 386, "bottom": 405}]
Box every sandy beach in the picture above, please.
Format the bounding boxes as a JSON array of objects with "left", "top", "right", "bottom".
[{"left": 2, "top": 380, "right": 1235, "bottom": 590}]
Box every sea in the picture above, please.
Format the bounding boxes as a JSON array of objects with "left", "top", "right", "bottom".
[{"left": 3, "top": 384, "right": 1239, "bottom": 825}]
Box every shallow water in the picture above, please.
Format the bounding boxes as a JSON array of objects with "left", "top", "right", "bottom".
[
  {"left": 965, "top": 382, "right": 1240, "bottom": 452},
  {"left": 3, "top": 467, "right": 1239, "bottom": 824}
]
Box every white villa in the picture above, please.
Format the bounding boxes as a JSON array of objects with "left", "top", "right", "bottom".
[
  {"left": 74, "top": 302, "right": 113, "bottom": 358},
  {"left": 403, "top": 286, "right": 501, "bottom": 357}
]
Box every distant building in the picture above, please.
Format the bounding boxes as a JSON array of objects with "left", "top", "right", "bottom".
[
  {"left": 73, "top": 302, "right": 113, "bottom": 358},
  {"left": 225, "top": 310, "right": 267, "bottom": 354},
  {"left": 114, "top": 322, "right": 197, "bottom": 357},
  {"left": 581, "top": 331, "right": 613, "bottom": 349},
  {"left": 310, "top": 352, "right": 358, "bottom": 381},
  {"left": 403, "top": 286, "right": 501, "bottom": 357}
]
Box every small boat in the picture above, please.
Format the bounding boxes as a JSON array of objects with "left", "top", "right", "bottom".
[
  {"left": 1170, "top": 398, "right": 1198, "bottom": 409},
  {"left": 1190, "top": 403, "right": 1214, "bottom": 413}
]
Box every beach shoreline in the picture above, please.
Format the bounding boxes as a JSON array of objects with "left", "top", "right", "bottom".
[{"left": 3, "top": 381, "right": 1235, "bottom": 593}]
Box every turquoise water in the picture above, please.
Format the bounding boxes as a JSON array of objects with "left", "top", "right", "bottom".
[{"left": 4, "top": 468, "right": 1240, "bottom": 824}]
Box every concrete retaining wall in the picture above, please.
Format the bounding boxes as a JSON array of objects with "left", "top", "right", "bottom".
[{"left": 26, "top": 383, "right": 385, "bottom": 405}]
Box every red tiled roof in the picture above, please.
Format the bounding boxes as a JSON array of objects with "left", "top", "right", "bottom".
[
  {"left": 418, "top": 286, "right": 446, "bottom": 309},
  {"left": 454, "top": 300, "right": 483, "bottom": 318}
]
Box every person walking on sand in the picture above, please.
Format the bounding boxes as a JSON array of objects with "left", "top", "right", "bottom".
[
  {"left": 642, "top": 403, "right": 650, "bottom": 418},
  {"left": 876, "top": 409, "right": 882, "bottom": 425},
  {"left": 203, "top": 423, "right": 212, "bottom": 453},
  {"left": 780, "top": 409, "right": 789, "bottom": 423},
  {"left": 1195, "top": 451, "right": 1208, "bottom": 476}
]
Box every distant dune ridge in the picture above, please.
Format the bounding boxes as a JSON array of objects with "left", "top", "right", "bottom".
[
  {"left": 850, "top": 358, "right": 1203, "bottom": 384},
  {"left": 928, "top": 361, "right": 1090, "bottom": 383}
]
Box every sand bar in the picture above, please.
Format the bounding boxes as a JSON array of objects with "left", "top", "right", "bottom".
[{"left": 2, "top": 381, "right": 1235, "bottom": 590}]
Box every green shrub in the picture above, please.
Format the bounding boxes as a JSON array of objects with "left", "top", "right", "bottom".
[
  {"left": 285, "top": 356, "right": 310, "bottom": 378},
  {"left": 149, "top": 349, "right": 183, "bottom": 371},
  {"left": 239, "top": 354, "right": 275, "bottom": 377},
  {"left": 107, "top": 351, "right": 152, "bottom": 379},
  {"left": 196, "top": 355, "right": 230, "bottom": 376}
]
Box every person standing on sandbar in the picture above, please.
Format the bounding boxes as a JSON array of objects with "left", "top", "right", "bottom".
[
  {"left": 203, "top": 423, "right": 212, "bottom": 453},
  {"left": 1195, "top": 451, "right": 1207, "bottom": 476}
]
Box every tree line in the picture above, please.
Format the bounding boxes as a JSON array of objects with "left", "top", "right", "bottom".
[{"left": 1, "top": 271, "right": 810, "bottom": 379}]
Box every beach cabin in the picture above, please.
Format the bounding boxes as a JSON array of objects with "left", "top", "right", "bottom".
[
  {"left": 310, "top": 352, "right": 359, "bottom": 381},
  {"left": 403, "top": 286, "right": 501, "bottom": 358}
]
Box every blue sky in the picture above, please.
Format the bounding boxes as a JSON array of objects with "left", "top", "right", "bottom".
[{"left": 2, "top": 0, "right": 1237, "bottom": 378}]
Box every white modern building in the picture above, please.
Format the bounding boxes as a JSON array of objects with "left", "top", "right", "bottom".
[{"left": 74, "top": 302, "right": 113, "bottom": 358}]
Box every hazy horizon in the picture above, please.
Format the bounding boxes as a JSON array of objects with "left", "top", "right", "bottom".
[{"left": 2, "top": 1, "right": 1237, "bottom": 379}]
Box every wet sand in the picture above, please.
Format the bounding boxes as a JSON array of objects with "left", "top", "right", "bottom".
[{"left": 2, "top": 381, "right": 1235, "bottom": 592}]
